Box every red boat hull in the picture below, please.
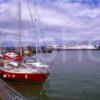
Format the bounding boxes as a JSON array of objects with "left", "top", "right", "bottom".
[{"left": 0, "top": 70, "right": 49, "bottom": 83}]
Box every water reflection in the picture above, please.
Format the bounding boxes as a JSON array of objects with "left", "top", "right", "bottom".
[
  {"left": 1, "top": 51, "right": 100, "bottom": 100},
  {"left": 2, "top": 79, "right": 47, "bottom": 99}
]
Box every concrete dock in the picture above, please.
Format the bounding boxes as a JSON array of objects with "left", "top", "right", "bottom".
[{"left": 0, "top": 79, "right": 27, "bottom": 100}]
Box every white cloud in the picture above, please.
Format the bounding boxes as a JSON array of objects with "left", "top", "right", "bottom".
[
  {"left": 75, "top": 7, "right": 100, "bottom": 17},
  {"left": 0, "top": 0, "right": 100, "bottom": 41},
  {"left": 0, "top": 0, "right": 84, "bottom": 28}
]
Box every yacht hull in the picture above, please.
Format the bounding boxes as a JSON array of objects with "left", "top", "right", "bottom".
[{"left": 0, "top": 70, "right": 49, "bottom": 83}]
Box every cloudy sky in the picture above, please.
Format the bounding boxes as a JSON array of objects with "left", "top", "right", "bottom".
[{"left": 0, "top": 0, "right": 100, "bottom": 46}]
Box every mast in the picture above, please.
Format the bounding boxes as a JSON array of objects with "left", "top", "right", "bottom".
[
  {"left": 0, "top": 28, "right": 3, "bottom": 52},
  {"left": 18, "top": 0, "right": 22, "bottom": 54},
  {"left": 0, "top": 28, "right": 6, "bottom": 54},
  {"left": 26, "top": 0, "right": 38, "bottom": 56},
  {"left": 3, "top": 29, "right": 5, "bottom": 53}
]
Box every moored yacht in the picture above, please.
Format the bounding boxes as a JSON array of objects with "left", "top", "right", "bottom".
[
  {"left": 0, "top": 0, "right": 51, "bottom": 84},
  {"left": 0, "top": 60, "right": 49, "bottom": 83}
]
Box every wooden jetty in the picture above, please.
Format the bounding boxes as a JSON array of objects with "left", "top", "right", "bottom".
[{"left": 0, "top": 79, "right": 27, "bottom": 100}]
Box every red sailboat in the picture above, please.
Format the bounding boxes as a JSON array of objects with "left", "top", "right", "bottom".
[
  {"left": 0, "top": 0, "right": 50, "bottom": 83},
  {"left": 0, "top": 61, "right": 49, "bottom": 83}
]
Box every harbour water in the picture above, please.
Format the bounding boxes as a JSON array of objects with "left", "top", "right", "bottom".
[{"left": 2, "top": 50, "right": 100, "bottom": 100}]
